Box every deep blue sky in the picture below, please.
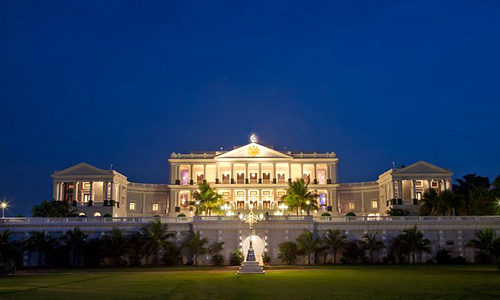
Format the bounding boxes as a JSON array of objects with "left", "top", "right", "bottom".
[{"left": 1, "top": 1, "right": 499, "bottom": 216}]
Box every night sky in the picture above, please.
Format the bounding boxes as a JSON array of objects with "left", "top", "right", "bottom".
[{"left": 1, "top": 1, "right": 499, "bottom": 216}]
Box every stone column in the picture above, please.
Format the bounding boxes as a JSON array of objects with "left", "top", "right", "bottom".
[
  {"left": 104, "top": 182, "right": 108, "bottom": 201},
  {"left": 190, "top": 165, "right": 193, "bottom": 182},
  {"left": 314, "top": 164, "right": 317, "bottom": 182},
  {"left": 300, "top": 164, "right": 304, "bottom": 180},
  {"left": 288, "top": 163, "right": 292, "bottom": 181},
  {"left": 273, "top": 163, "right": 277, "bottom": 182},
  {"left": 215, "top": 162, "right": 219, "bottom": 182},
  {"left": 89, "top": 182, "right": 93, "bottom": 202},
  {"left": 399, "top": 180, "right": 404, "bottom": 200},
  {"left": 231, "top": 163, "right": 234, "bottom": 181},
  {"left": 258, "top": 163, "right": 262, "bottom": 181},
  {"left": 110, "top": 182, "right": 114, "bottom": 201},
  {"left": 327, "top": 165, "right": 331, "bottom": 182},
  {"left": 245, "top": 163, "right": 248, "bottom": 182},
  {"left": 427, "top": 180, "right": 432, "bottom": 192},
  {"left": 74, "top": 182, "right": 79, "bottom": 202},
  {"left": 411, "top": 180, "right": 416, "bottom": 199},
  {"left": 203, "top": 164, "right": 206, "bottom": 182},
  {"left": 443, "top": 180, "right": 447, "bottom": 191},
  {"left": 392, "top": 181, "right": 397, "bottom": 199}
]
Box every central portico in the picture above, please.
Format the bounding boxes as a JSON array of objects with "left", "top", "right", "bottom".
[{"left": 167, "top": 138, "right": 339, "bottom": 217}]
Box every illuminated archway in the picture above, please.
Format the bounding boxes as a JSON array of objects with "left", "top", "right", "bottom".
[{"left": 242, "top": 235, "right": 265, "bottom": 265}]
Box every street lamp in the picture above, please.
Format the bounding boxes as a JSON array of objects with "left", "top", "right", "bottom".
[
  {"left": 1, "top": 202, "right": 7, "bottom": 218},
  {"left": 195, "top": 201, "right": 200, "bottom": 215},
  {"left": 306, "top": 200, "right": 310, "bottom": 216}
]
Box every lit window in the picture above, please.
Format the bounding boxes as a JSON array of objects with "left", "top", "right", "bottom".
[
  {"left": 348, "top": 202, "right": 355, "bottom": 210},
  {"left": 94, "top": 212, "right": 102, "bottom": 217},
  {"left": 129, "top": 202, "right": 136, "bottom": 210},
  {"left": 415, "top": 180, "right": 422, "bottom": 187},
  {"left": 431, "top": 181, "right": 439, "bottom": 188},
  {"left": 152, "top": 203, "right": 159, "bottom": 211},
  {"left": 372, "top": 200, "right": 378, "bottom": 209}
]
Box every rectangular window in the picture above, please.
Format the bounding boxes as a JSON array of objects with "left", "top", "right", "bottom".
[
  {"left": 431, "top": 181, "right": 439, "bottom": 188},
  {"left": 372, "top": 200, "right": 378, "bottom": 209},
  {"left": 130, "top": 202, "right": 136, "bottom": 210},
  {"left": 152, "top": 203, "right": 159, "bottom": 211},
  {"left": 348, "top": 202, "right": 355, "bottom": 210},
  {"left": 415, "top": 180, "right": 422, "bottom": 187},
  {"left": 416, "top": 192, "right": 422, "bottom": 200}
]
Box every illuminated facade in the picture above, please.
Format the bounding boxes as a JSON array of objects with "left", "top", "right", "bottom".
[{"left": 51, "top": 139, "right": 453, "bottom": 218}]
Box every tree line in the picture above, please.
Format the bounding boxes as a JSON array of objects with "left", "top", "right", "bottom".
[
  {"left": 0, "top": 219, "right": 244, "bottom": 276},
  {"left": 277, "top": 226, "right": 500, "bottom": 266}
]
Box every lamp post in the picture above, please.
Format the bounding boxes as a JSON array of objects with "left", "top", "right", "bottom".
[
  {"left": 1, "top": 202, "right": 7, "bottom": 218},
  {"left": 239, "top": 204, "right": 263, "bottom": 262},
  {"left": 306, "top": 200, "right": 310, "bottom": 216},
  {"left": 195, "top": 201, "right": 200, "bottom": 215}
]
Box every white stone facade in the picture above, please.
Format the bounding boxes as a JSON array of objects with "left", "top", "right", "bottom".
[{"left": 48, "top": 141, "right": 453, "bottom": 218}]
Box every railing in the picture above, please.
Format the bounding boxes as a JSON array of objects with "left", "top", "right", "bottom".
[
  {"left": 1, "top": 215, "right": 499, "bottom": 226},
  {"left": 314, "top": 216, "right": 500, "bottom": 222},
  {"left": 0, "top": 216, "right": 193, "bottom": 225}
]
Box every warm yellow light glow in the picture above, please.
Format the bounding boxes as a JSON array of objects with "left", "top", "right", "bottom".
[
  {"left": 306, "top": 200, "right": 310, "bottom": 205},
  {"left": 0, "top": 202, "right": 7, "bottom": 209}
]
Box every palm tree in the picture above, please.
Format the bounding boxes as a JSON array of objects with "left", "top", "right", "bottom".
[
  {"left": 24, "top": 231, "right": 55, "bottom": 266},
  {"left": 281, "top": 179, "right": 318, "bottom": 216},
  {"left": 141, "top": 219, "right": 174, "bottom": 264},
  {"left": 60, "top": 228, "right": 87, "bottom": 266},
  {"left": 208, "top": 241, "right": 225, "bottom": 266},
  {"left": 358, "top": 232, "right": 384, "bottom": 263},
  {"left": 467, "top": 229, "right": 500, "bottom": 263},
  {"left": 322, "top": 229, "right": 348, "bottom": 264},
  {"left": 32, "top": 200, "right": 77, "bottom": 217},
  {"left": 296, "top": 230, "right": 321, "bottom": 265},
  {"left": 101, "top": 228, "right": 129, "bottom": 265},
  {"left": 127, "top": 232, "right": 146, "bottom": 266},
  {"left": 403, "top": 225, "right": 431, "bottom": 264},
  {"left": 182, "top": 231, "right": 208, "bottom": 266},
  {"left": 191, "top": 183, "right": 225, "bottom": 216},
  {"left": 387, "top": 234, "right": 410, "bottom": 264},
  {"left": 420, "top": 189, "right": 441, "bottom": 216}
]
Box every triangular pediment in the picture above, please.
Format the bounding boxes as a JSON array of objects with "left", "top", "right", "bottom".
[
  {"left": 393, "top": 161, "right": 452, "bottom": 175},
  {"left": 52, "top": 162, "right": 112, "bottom": 177},
  {"left": 215, "top": 143, "right": 292, "bottom": 160}
]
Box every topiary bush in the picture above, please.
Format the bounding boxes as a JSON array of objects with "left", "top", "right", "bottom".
[
  {"left": 229, "top": 249, "right": 244, "bottom": 266},
  {"left": 262, "top": 251, "right": 271, "bottom": 265},
  {"left": 345, "top": 212, "right": 356, "bottom": 217},
  {"left": 211, "top": 254, "right": 225, "bottom": 266},
  {"left": 103, "top": 213, "right": 112, "bottom": 218},
  {"left": 321, "top": 213, "right": 331, "bottom": 217},
  {"left": 177, "top": 214, "right": 186, "bottom": 217},
  {"left": 278, "top": 241, "right": 298, "bottom": 265}
]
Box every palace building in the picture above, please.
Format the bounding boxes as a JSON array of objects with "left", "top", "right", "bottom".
[{"left": 51, "top": 137, "right": 453, "bottom": 218}]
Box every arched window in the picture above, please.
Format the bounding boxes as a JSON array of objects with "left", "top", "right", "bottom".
[
  {"left": 78, "top": 212, "right": 86, "bottom": 217},
  {"left": 93, "top": 212, "right": 102, "bottom": 217}
]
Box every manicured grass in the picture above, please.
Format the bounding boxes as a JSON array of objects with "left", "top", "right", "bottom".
[{"left": 0, "top": 265, "right": 499, "bottom": 299}]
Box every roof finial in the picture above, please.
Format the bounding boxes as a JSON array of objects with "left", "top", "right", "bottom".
[{"left": 250, "top": 134, "right": 257, "bottom": 143}]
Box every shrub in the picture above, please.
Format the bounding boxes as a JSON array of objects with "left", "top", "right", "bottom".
[
  {"left": 436, "top": 249, "right": 452, "bottom": 264},
  {"left": 229, "top": 249, "right": 244, "bottom": 265},
  {"left": 163, "top": 242, "right": 182, "bottom": 266},
  {"left": 279, "top": 242, "right": 298, "bottom": 265},
  {"left": 0, "top": 258, "right": 15, "bottom": 277},
  {"left": 103, "top": 213, "right": 112, "bottom": 218},
  {"left": 211, "top": 254, "right": 225, "bottom": 266},
  {"left": 321, "top": 213, "right": 331, "bottom": 217},
  {"left": 345, "top": 212, "right": 356, "bottom": 217},
  {"left": 262, "top": 251, "right": 271, "bottom": 265},
  {"left": 177, "top": 214, "right": 186, "bottom": 217}
]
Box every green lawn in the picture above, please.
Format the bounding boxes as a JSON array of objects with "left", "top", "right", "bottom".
[{"left": 0, "top": 265, "right": 499, "bottom": 299}]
